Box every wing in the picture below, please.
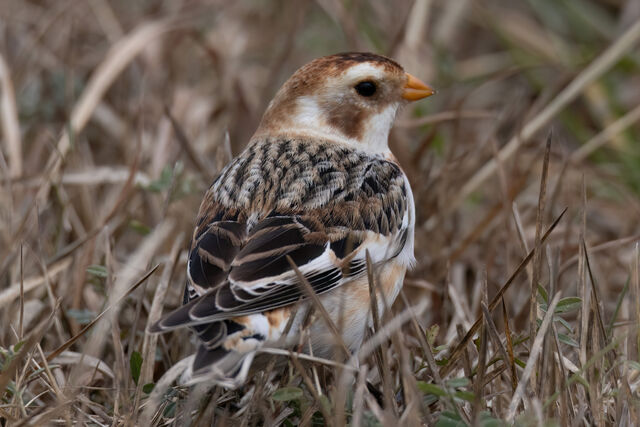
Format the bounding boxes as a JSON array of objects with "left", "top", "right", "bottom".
[{"left": 151, "top": 138, "right": 413, "bottom": 335}]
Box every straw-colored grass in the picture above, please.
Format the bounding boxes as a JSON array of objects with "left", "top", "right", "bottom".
[{"left": 1, "top": 1, "right": 639, "bottom": 425}]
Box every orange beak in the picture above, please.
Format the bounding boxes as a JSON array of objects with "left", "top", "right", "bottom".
[{"left": 402, "top": 73, "right": 435, "bottom": 101}]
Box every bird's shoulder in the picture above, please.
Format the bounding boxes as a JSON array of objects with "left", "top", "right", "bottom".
[{"left": 195, "top": 135, "right": 409, "bottom": 237}]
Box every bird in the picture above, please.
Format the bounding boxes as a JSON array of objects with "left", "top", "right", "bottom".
[{"left": 150, "top": 52, "right": 434, "bottom": 388}]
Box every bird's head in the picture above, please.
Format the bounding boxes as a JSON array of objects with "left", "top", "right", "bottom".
[{"left": 254, "top": 52, "right": 434, "bottom": 152}]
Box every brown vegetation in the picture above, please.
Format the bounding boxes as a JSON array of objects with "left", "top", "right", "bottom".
[{"left": 1, "top": 1, "right": 639, "bottom": 425}]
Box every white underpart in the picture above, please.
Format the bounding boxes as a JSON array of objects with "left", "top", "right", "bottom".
[{"left": 397, "top": 173, "right": 416, "bottom": 269}]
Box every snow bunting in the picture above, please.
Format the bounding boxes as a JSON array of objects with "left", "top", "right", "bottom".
[{"left": 150, "top": 52, "right": 434, "bottom": 388}]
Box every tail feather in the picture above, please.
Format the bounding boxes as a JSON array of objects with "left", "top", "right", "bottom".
[
  {"left": 150, "top": 286, "right": 278, "bottom": 389},
  {"left": 193, "top": 322, "right": 226, "bottom": 349},
  {"left": 148, "top": 298, "right": 199, "bottom": 332},
  {"left": 150, "top": 314, "right": 262, "bottom": 388},
  {"left": 187, "top": 345, "right": 256, "bottom": 389}
]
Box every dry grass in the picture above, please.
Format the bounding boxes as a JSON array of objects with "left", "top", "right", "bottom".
[{"left": 1, "top": 0, "right": 640, "bottom": 425}]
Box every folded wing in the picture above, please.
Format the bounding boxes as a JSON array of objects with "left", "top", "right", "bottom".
[{"left": 149, "top": 139, "right": 412, "bottom": 383}]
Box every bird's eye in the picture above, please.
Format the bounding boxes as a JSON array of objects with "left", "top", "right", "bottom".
[{"left": 354, "top": 81, "right": 377, "bottom": 97}]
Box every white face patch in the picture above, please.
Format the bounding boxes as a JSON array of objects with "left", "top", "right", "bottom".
[
  {"left": 282, "top": 96, "right": 399, "bottom": 154},
  {"left": 358, "top": 102, "right": 399, "bottom": 152},
  {"left": 291, "top": 96, "right": 330, "bottom": 130}
]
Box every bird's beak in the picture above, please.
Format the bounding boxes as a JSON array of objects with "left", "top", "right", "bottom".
[{"left": 402, "top": 73, "right": 435, "bottom": 101}]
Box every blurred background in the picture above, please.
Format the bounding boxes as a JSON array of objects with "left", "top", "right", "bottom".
[{"left": 1, "top": 0, "right": 639, "bottom": 424}]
